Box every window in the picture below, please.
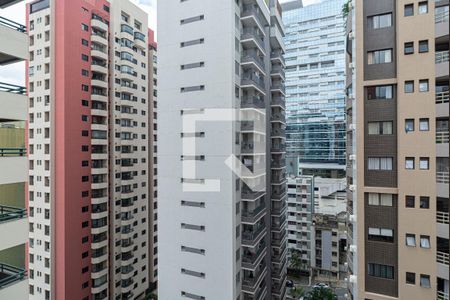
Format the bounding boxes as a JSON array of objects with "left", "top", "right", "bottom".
[
  {"left": 180, "top": 38, "right": 204, "bottom": 47},
  {"left": 405, "top": 4, "right": 414, "bottom": 16},
  {"left": 420, "top": 274, "right": 431, "bottom": 288},
  {"left": 419, "top": 118, "right": 429, "bottom": 131},
  {"left": 367, "top": 85, "right": 393, "bottom": 100},
  {"left": 419, "top": 157, "right": 429, "bottom": 170},
  {"left": 419, "top": 40, "right": 429, "bottom": 53},
  {"left": 406, "top": 272, "right": 416, "bottom": 284},
  {"left": 406, "top": 195, "right": 415, "bottom": 208},
  {"left": 405, "top": 81, "right": 414, "bottom": 93},
  {"left": 180, "top": 15, "right": 205, "bottom": 25},
  {"left": 81, "top": 69, "right": 89, "bottom": 77},
  {"left": 368, "top": 49, "right": 392, "bottom": 64},
  {"left": 81, "top": 54, "right": 89, "bottom": 61},
  {"left": 368, "top": 157, "right": 393, "bottom": 170},
  {"left": 368, "top": 263, "right": 394, "bottom": 279},
  {"left": 405, "top": 157, "right": 415, "bottom": 169},
  {"left": 419, "top": 79, "right": 429, "bottom": 92},
  {"left": 368, "top": 121, "right": 393, "bottom": 135},
  {"left": 368, "top": 227, "right": 394, "bottom": 242},
  {"left": 419, "top": 196, "right": 429, "bottom": 209},
  {"left": 81, "top": 23, "right": 89, "bottom": 31},
  {"left": 405, "top": 119, "right": 415, "bottom": 132},
  {"left": 81, "top": 39, "right": 88, "bottom": 46},
  {"left": 420, "top": 235, "right": 430, "bottom": 248},
  {"left": 406, "top": 234, "right": 416, "bottom": 247},
  {"left": 418, "top": 1, "right": 428, "bottom": 14},
  {"left": 404, "top": 42, "right": 414, "bottom": 55},
  {"left": 368, "top": 13, "right": 392, "bottom": 29}
]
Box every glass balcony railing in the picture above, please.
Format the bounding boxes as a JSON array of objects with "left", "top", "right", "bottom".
[
  {"left": 0, "top": 263, "right": 26, "bottom": 289},
  {"left": 436, "top": 51, "right": 449, "bottom": 64},
  {"left": 0, "top": 16, "right": 26, "bottom": 33},
  {"left": 0, "top": 205, "right": 26, "bottom": 223}
]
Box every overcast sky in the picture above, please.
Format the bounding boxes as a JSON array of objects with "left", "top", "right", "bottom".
[{"left": 0, "top": 0, "right": 320, "bottom": 86}]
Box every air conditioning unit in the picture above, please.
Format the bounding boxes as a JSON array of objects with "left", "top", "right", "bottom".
[
  {"left": 348, "top": 32, "right": 355, "bottom": 40},
  {"left": 349, "top": 154, "right": 356, "bottom": 161},
  {"left": 349, "top": 123, "right": 356, "bottom": 130},
  {"left": 344, "top": 262, "right": 348, "bottom": 267},
  {"left": 349, "top": 275, "right": 357, "bottom": 283},
  {"left": 349, "top": 185, "right": 356, "bottom": 191},
  {"left": 348, "top": 62, "right": 355, "bottom": 69},
  {"left": 349, "top": 245, "right": 357, "bottom": 253},
  {"left": 349, "top": 214, "right": 357, "bottom": 223}
]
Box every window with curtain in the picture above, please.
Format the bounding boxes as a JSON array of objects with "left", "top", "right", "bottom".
[{"left": 368, "top": 49, "right": 392, "bottom": 64}]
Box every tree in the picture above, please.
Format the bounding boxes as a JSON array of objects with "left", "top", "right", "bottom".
[
  {"left": 289, "top": 249, "right": 303, "bottom": 271},
  {"left": 303, "top": 287, "right": 337, "bottom": 300},
  {"left": 342, "top": 0, "right": 351, "bottom": 19},
  {"left": 289, "top": 286, "right": 305, "bottom": 299}
]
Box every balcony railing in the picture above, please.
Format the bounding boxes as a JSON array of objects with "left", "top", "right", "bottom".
[
  {"left": 271, "top": 50, "right": 285, "bottom": 65},
  {"left": 437, "top": 130, "right": 450, "bottom": 144},
  {"left": 436, "top": 51, "right": 449, "bottom": 64},
  {"left": 437, "top": 171, "right": 449, "bottom": 184},
  {"left": 436, "top": 91, "right": 449, "bottom": 104},
  {"left": 241, "top": 4, "right": 267, "bottom": 29},
  {"left": 437, "top": 290, "right": 450, "bottom": 300},
  {"left": 242, "top": 265, "right": 267, "bottom": 291},
  {"left": 437, "top": 211, "right": 450, "bottom": 224},
  {"left": 0, "top": 82, "right": 26, "bottom": 94},
  {"left": 437, "top": 251, "right": 449, "bottom": 265},
  {"left": 241, "top": 28, "right": 265, "bottom": 51},
  {"left": 242, "top": 203, "right": 266, "bottom": 223},
  {"left": 242, "top": 52, "right": 265, "bottom": 72},
  {"left": 241, "top": 73, "right": 265, "bottom": 91},
  {"left": 242, "top": 224, "right": 265, "bottom": 245},
  {"left": 0, "top": 148, "right": 26, "bottom": 157},
  {"left": 271, "top": 96, "right": 285, "bottom": 108},
  {"left": 0, "top": 263, "right": 26, "bottom": 289},
  {"left": 0, "top": 205, "right": 26, "bottom": 223},
  {"left": 241, "top": 96, "right": 265, "bottom": 109},
  {"left": 0, "top": 16, "right": 26, "bottom": 33}
]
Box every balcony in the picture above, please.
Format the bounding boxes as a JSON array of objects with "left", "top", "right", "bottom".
[
  {"left": 91, "top": 18, "right": 108, "bottom": 32},
  {"left": 242, "top": 186, "right": 266, "bottom": 201},
  {"left": 242, "top": 50, "right": 266, "bottom": 74},
  {"left": 242, "top": 202, "right": 267, "bottom": 224},
  {"left": 271, "top": 96, "right": 285, "bottom": 109},
  {"left": 0, "top": 263, "right": 27, "bottom": 298},
  {"left": 241, "top": 96, "right": 265, "bottom": 109},
  {"left": 271, "top": 157, "right": 286, "bottom": 169},
  {"left": 0, "top": 16, "right": 27, "bottom": 64},
  {"left": 241, "top": 4, "right": 268, "bottom": 34},
  {"left": 271, "top": 143, "right": 286, "bottom": 154},
  {"left": 271, "top": 127, "right": 285, "bottom": 138},
  {"left": 437, "top": 291, "right": 449, "bottom": 300},
  {"left": 242, "top": 265, "right": 267, "bottom": 294},
  {"left": 270, "top": 82, "right": 285, "bottom": 95},
  {"left": 272, "top": 229, "right": 287, "bottom": 247},
  {"left": 0, "top": 206, "right": 26, "bottom": 253},
  {"left": 241, "top": 121, "right": 265, "bottom": 134},
  {"left": 436, "top": 51, "right": 449, "bottom": 78},
  {"left": 242, "top": 224, "right": 267, "bottom": 247},
  {"left": 270, "top": 65, "right": 285, "bottom": 80},
  {"left": 271, "top": 187, "right": 286, "bottom": 200},
  {"left": 435, "top": 6, "right": 449, "bottom": 38},
  {"left": 241, "top": 28, "right": 265, "bottom": 54},
  {"left": 269, "top": 25, "right": 285, "bottom": 53},
  {"left": 134, "top": 32, "right": 146, "bottom": 49},
  {"left": 437, "top": 251, "right": 449, "bottom": 266},
  {"left": 271, "top": 202, "right": 287, "bottom": 216},
  {"left": 0, "top": 83, "right": 27, "bottom": 122},
  {"left": 242, "top": 242, "right": 267, "bottom": 270},
  {"left": 241, "top": 73, "right": 266, "bottom": 95},
  {"left": 270, "top": 50, "right": 285, "bottom": 66}
]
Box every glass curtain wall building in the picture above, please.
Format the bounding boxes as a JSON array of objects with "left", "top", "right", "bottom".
[{"left": 282, "top": 0, "right": 346, "bottom": 176}]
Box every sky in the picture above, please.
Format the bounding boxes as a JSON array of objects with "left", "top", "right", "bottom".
[{"left": 0, "top": 0, "right": 320, "bottom": 86}]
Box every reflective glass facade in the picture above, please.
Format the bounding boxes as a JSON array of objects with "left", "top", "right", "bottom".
[{"left": 283, "top": 0, "right": 346, "bottom": 169}]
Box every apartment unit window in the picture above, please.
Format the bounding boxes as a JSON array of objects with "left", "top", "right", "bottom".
[
  {"left": 81, "top": 23, "right": 89, "bottom": 31},
  {"left": 404, "top": 42, "right": 414, "bottom": 55},
  {"left": 419, "top": 118, "right": 429, "bottom": 131},
  {"left": 181, "top": 85, "right": 205, "bottom": 93},
  {"left": 405, "top": 4, "right": 414, "bottom": 16},
  {"left": 419, "top": 157, "right": 429, "bottom": 170},
  {"left": 406, "top": 272, "right": 416, "bottom": 284},
  {"left": 180, "top": 38, "right": 204, "bottom": 47},
  {"left": 418, "top": 1, "right": 428, "bottom": 14},
  {"left": 368, "top": 121, "right": 393, "bottom": 135},
  {"left": 368, "top": 193, "right": 393, "bottom": 206},
  {"left": 405, "top": 81, "right": 414, "bottom": 93},
  {"left": 367, "top": 85, "right": 393, "bottom": 100},
  {"left": 368, "top": 49, "right": 392, "bottom": 64},
  {"left": 180, "top": 15, "right": 204, "bottom": 25},
  {"left": 419, "top": 196, "right": 429, "bottom": 208},
  {"left": 368, "top": 263, "right": 394, "bottom": 279},
  {"left": 368, "top": 157, "right": 393, "bottom": 170},
  {"left": 368, "top": 227, "right": 394, "bottom": 242},
  {"left": 406, "top": 234, "right": 416, "bottom": 246},
  {"left": 368, "top": 13, "right": 392, "bottom": 29},
  {"left": 420, "top": 274, "right": 431, "bottom": 288},
  {"left": 420, "top": 235, "right": 430, "bottom": 248},
  {"left": 405, "top": 157, "right": 415, "bottom": 169},
  {"left": 405, "top": 119, "right": 415, "bottom": 132},
  {"left": 419, "top": 40, "right": 429, "bottom": 53},
  {"left": 406, "top": 195, "right": 415, "bottom": 208},
  {"left": 419, "top": 79, "right": 429, "bottom": 92}
]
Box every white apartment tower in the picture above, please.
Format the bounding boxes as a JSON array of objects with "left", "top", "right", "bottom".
[
  {"left": 27, "top": 0, "right": 151, "bottom": 299},
  {"left": 158, "top": 0, "right": 287, "bottom": 299}
]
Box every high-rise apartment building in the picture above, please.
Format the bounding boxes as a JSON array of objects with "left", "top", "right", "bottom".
[
  {"left": 158, "top": 0, "right": 287, "bottom": 299},
  {"left": 27, "top": 0, "right": 153, "bottom": 299},
  {"left": 346, "top": 1, "right": 449, "bottom": 299},
  {"left": 147, "top": 28, "right": 158, "bottom": 290},
  {"left": 282, "top": 0, "right": 346, "bottom": 177},
  {"left": 0, "top": 0, "right": 28, "bottom": 298}
]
